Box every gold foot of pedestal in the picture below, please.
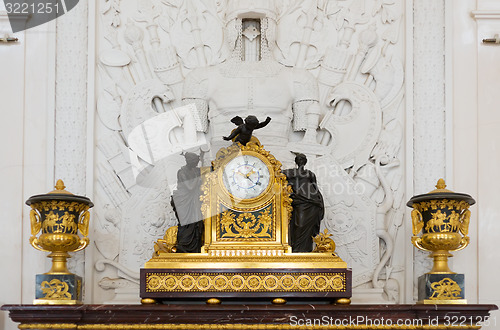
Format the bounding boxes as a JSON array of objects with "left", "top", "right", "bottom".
[
  {"left": 272, "top": 298, "right": 286, "bottom": 305},
  {"left": 417, "top": 299, "right": 467, "bottom": 305},
  {"left": 335, "top": 298, "right": 351, "bottom": 305},
  {"left": 33, "top": 299, "right": 82, "bottom": 305},
  {"left": 141, "top": 298, "right": 157, "bottom": 304},
  {"left": 206, "top": 298, "right": 221, "bottom": 305}
]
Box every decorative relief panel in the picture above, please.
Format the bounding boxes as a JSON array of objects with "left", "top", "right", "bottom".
[
  {"left": 93, "top": 0, "right": 406, "bottom": 303},
  {"left": 412, "top": 0, "right": 448, "bottom": 299},
  {"left": 55, "top": 0, "right": 89, "bottom": 279}
]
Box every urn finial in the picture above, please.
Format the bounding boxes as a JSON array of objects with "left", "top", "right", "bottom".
[
  {"left": 429, "top": 178, "right": 452, "bottom": 193},
  {"left": 55, "top": 179, "right": 65, "bottom": 191},
  {"left": 436, "top": 178, "right": 446, "bottom": 190},
  {"left": 48, "top": 179, "right": 73, "bottom": 195}
]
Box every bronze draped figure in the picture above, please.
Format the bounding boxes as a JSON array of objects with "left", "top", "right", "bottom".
[
  {"left": 170, "top": 152, "right": 204, "bottom": 253},
  {"left": 283, "top": 154, "right": 324, "bottom": 252}
]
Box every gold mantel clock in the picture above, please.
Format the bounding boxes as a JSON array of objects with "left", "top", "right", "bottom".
[
  {"left": 140, "top": 140, "right": 351, "bottom": 305},
  {"left": 201, "top": 140, "right": 292, "bottom": 255}
]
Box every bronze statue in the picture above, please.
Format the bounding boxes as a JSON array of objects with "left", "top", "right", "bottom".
[
  {"left": 223, "top": 115, "right": 271, "bottom": 146},
  {"left": 170, "top": 152, "right": 204, "bottom": 253},
  {"left": 283, "top": 153, "right": 324, "bottom": 252}
]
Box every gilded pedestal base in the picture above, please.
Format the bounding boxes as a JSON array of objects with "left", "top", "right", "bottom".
[
  {"left": 418, "top": 273, "right": 466, "bottom": 304},
  {"left": 34, "top": 274, "right": 82, "bottom": 305},
  {"left": 140, "top": 252, "right": 351, "bottom": 303}
]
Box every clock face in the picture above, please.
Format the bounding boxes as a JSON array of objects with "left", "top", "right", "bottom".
[{"left": 222, "top": 155, "right": 271, "bottom": 199}]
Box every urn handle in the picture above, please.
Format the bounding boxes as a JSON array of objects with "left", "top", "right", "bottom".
[
  {"left": 29, "top": 236, "right": 46, "bottom": 252},
  {"left": 73, "top": 237, "right": 90, "bottom": 252},
  {"left": 454, "top": 236, "right": 470, "bottom": 252},
  {"left": 411, "top": 209, "right": 424, "bottom": 235},
  {"left": 459, "top": 209, "right": 471, "bottom": 236},
  {"left": 29, "top": 208, "right": 41, "bottom": 236},
  {"left": 411, "top": 236, "right": 430, "bottom": 252},
  {"left": 78, "top": 210, "right": 90, "bottom": 237}
]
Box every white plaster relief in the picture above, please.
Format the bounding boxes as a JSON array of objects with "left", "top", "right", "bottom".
[
  {"left": 411, "top": 0, "right": 448, "bottom": 299},
  {"left": 55, "top": 0, "right": 89, "bottom": 277},
  {"left": 92, "top": 0, "right": 406, "bottom": 304},
  {"left": 412, "top": 0, "right": 446, "bottom": 195}
]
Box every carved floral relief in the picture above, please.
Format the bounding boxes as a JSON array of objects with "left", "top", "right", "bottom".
[{"left": 94, "top": 0, "right": 405, "bottom": 303}]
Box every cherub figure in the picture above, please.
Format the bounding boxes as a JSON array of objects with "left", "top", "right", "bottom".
[{"left": 223, "top": 115, "right": 271, "bottom": 146}]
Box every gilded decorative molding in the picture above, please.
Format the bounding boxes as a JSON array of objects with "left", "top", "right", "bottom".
[
  {"left": 19, "top": 324, "right": 77, "bottom": 330},
  {"left": 146, "top": 254, "right": 346, "bottom": 268},
  {"left": 145, "top": 272, "right": 346, "bottom": 293}
]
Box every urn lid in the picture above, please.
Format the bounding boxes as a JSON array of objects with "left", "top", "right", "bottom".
[
  {"left": 26, "top": 179, "right": 94, "bottom": 207},
  {"left": 407, "top": 178, "right": 475, "bottom": 207}
]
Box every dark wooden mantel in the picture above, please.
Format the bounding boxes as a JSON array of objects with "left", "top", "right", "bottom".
[{"left": 2, "top": 303, "right": 498, "bottom": 329}]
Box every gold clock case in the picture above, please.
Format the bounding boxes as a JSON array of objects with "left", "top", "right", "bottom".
[
  {"left": 202, "top": 141, "right": 292, "bottom": 254},
  {"left": 141, "top": 141, "right": 351, "bottom": 304}
]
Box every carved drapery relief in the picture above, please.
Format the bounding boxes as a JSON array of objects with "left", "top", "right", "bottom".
[{"left": 93, "top": 0, "right": 406, "bottom": 303}]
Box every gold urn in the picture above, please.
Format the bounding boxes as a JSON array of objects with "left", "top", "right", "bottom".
[
  {"left": 26, "top": 180, "right": 93, "bottom": 304},
  {"left": 408, "top": 179, "right": 475, "bottom": 303}
]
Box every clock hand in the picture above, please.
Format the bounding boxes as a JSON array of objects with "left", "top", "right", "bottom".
[{"left": 245, "top": 170, "right": 256, "bottom": 178}]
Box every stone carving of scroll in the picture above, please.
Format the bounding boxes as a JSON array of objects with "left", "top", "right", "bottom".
[{"left": 94, "top": 0, "right": 406, "bottom": 304}]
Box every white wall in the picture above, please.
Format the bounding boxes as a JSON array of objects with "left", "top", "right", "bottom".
[
  {"left": 473, "top": 2, "right": 500, "bottom": 328},
  {"left": 453, "top": 0, "right": 500, "bottom": 328},
  {"left": 0, "top": 10, "right": 56, "bottom": 330}
]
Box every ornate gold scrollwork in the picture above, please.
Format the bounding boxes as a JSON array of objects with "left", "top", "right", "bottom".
[
  {"left": 40, "top": 279, "right": 72, "bottom": 300},
  {"left": 153, "top": 226, "right": 179, "bottom": 256},
  {"left": 430, "top": 278, "right": 462, "bottom": 300},
  {"left": 312, "top": 229, "right": 336, "bottom": 253},
  {"left": 220, "top": 209, "right": 273, "bottom": 239},
  {"left": 145, "top": 272, "right": 346, "bottom": 293}
]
